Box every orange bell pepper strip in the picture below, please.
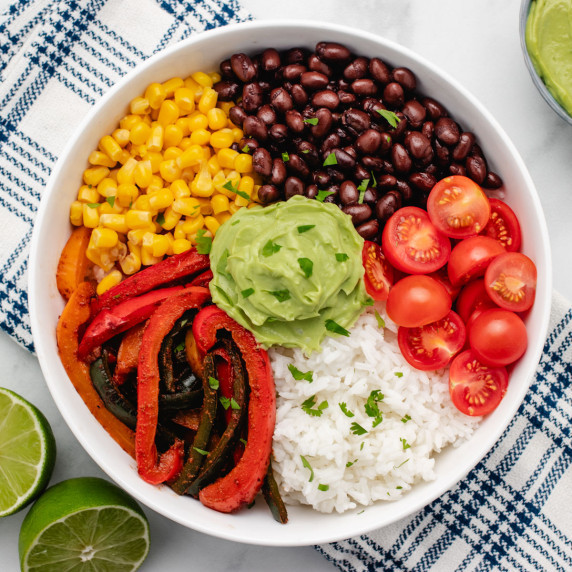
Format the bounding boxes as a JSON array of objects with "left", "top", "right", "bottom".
[
  {"left": 136, "top": 287, "right": 211, "bottom": 485},
  {"left": 56, "top": 226, "right": 92, "bottom": 301},
  {"left": 56, "top": 281, "right": 135, "bottom": 458},
  {"left": 192, "top": 305, "right": 276, "bottom": 513},
  {"left": 114, "top": 322, "right": 146, "bottom": 385}
]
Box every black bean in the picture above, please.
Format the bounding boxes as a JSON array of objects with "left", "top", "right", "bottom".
[
  {"left": 377, "top": 174, "right": 397, "bottom": 190},
  {"left": 352, "top": 79, "right": 378, "bottom": 96},
  {"left": 338, "top": 91, "right": 357, "bottom": 107},
  {"left": 252, "top": 147, "right": 273, "bottom": 177},
  {"left": 228, "top": 105, "right": 247, "bottom": 127},
  {"left": 243, "top": 116, "right": 268, "bottom": 141},
  {"left": 435, "top": 117, "right": 460, "bottom": 146},
  {"left": 290, "top": 84, "right": 309, "bottom": 106},
  {"left": 449, "top": 163, "right": 466, "bottom": 177},
  {"left": 422, "top": 97, "right": 448, "bottom": 120},
  {"left": 355, "top": 129, "right": 383, "bottom": 155},
  {"left": 270, "top": 87, "right": 294, "bottom": 113},
  {"left": 284, "top": 176, "right": 305, "bottom": 198},
  {"left": 383, "top": 82, "right": 405, "bottom": 108},
  {"left": 434, "top": 139, "right": 450, "bottom": 166},
  {"left": 285, "top": 47, "right": 307, "bottom": 65},
  {"left": 261, "top": 48, "right": 281, "bottom": 71},
  {"left": 305, "top": 184, "right": 318, "bottom": 199},
  {"left": 343, "top": 57, "right": 369, "bottom": 80},
  {"left": 375, "top": 191, "right": 402, "bottom": 222},
  {"left": 258, "top": 184, "right": 281, "bottom": 203},
  {"left": 311, "top": 90, "right": 339, "bottom": 110},
  {"left": 271, "top": 158, "right": 287, "bottom": 185},
  {"left": 269, "top": 123, "right": 288, "bottom": 143},
  {"left": 321, "top": 132, "right": 341, "bottom": 153},
  {"left": 332, "top": 148, "right": 356, "bottom": 169},
  {"left": 311, "top": 108, "right": 334, "bottom": 139},
  {"left": 483, "top": 171, "right": 503, "bottom": 189},
  {"left": 327, "top": 168, "right": 345, "bottom": 183},
  {"left": 395, "top": 179, "right": 413, "bottom": 201},
  {"left": 230, "top": 53, "right": 256, "bottom": 82},
  {"left": 285, "top": 110, "right": 305, "bottom": 133},
  {"left": 313, "top": 170, "right": 330, "bottom": 186},
  {"left": 421, "top": 121, "right": 434, "bottom": 140},
  {"left": 288, "top": 153, "right": 310, "bottom": 179},
  {"left": 339, "top": 180, "right": 359, "bottom": 204},
  {"left": 238, "top": 138, "right": 258, "bottom": 153},
  {"left": 343, "top": 203, "right": 372, "bottom": 225},
  {"left": 342, "top": 108, "right": 370, "bottom": 133},
  {"left": 354, "top": 164, "right": 372, "bottom": 182},
  {"left": 369, "top": 58, "right": 391, "bottom": 84},
  {"left": 316, "top": 41, "right": 351, "bottom": 62},
  {"left": 282, "top": 64, "right": 306, "bottom": 81},
  {"left": 300, "top": 71, "right": 329, "bottom": 91},
  {"left": 242, "top": 83, "right": 264, "bottom": 112},
  {"left": 402, "top": 100, "right": 426, "bottom": 128},
  {"left": 404, "top": 132, "right": 433, "bottom": 161},
  {"left": 452, "top": 132, "right": 476, "bottom": 162},
  {"left": 307, "top": 54, "right": 333, "bottom": 77},
  {"left": 213, "top": 81, "right": 240, "bottom": 101},
  {"left": 257, "top": 104, "right": 277, "bottom": 125},
  {"left": 391, "top": 143, "right": 412, "bottom": 174},
  {"left": 296, "top": 140, "right": 319, "bottom": 165},
  {"left": 356, "top": 219, "right": 380, "bottom": 240},
  {"left": 220, "top": 59, "right": 234, "bottom": 79},
  {"left": 363, "top": 188, "right": 378, "bottom": 204},
  {"left": 392, "top": 67, "right": 416, "bottom": 91},
  {"left": 409, "top": 172, "right": 437, "bottom": 193},
  {"left": 465, "top": 155, "right": 487, "bottom": 184},
  {"left": 361, "top": 155, "right": 384, "bottom": 171}
]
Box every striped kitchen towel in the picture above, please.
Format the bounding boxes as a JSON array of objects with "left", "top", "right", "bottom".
[
  {"left": 0, "top": 0, "right": 250, "bottom": 351},
  {"left": 318, "top": 291, "right": 572, "bottom": 571}
]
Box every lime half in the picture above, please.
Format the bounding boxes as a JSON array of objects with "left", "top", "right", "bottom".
[
  {"left": 0, "top": 387, "right": 56, "bottom": 517},
  {"left": 19, "top": 477, "right": 150, "bottom": 571}
]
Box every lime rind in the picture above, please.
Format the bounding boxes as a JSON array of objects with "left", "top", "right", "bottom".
[{"left": 0, "top": 388, "right": 56, "bottom": 517}]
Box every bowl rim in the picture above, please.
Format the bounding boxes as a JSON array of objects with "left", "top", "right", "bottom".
[
  {"left": 29, "top": 18, "right": 553, "bottom": 546},
  {"left": 519, "top": 0, "right": 572, "bottom": 125}
]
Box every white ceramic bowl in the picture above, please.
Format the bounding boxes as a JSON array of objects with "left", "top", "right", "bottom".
[{"left": 29, "top": 20, "right": 552, "bottom": 546}]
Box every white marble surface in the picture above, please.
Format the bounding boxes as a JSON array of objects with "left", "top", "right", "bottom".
[{"left": 2, "top": 0, "right": 572, "bottom": 570}]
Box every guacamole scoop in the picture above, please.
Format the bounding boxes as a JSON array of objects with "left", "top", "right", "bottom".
[{"left": 209, "top": 195, "right": 370, "bottom": 352}]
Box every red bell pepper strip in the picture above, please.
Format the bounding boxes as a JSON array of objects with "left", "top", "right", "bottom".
[
  {"left": 188, "top": 269, "right": 213, "bottom": 289},
  {"left": 77, "top": 286, "right": 183, "bottom": 361},
  {"left": 94, "top": 248, "right": 209, "bottom": 313},
  {"left": 136, "top": 286, "right": 211, "bottom": 485},
  {"left": 192, "top": 305, "right": 276, "bottom": 513}
]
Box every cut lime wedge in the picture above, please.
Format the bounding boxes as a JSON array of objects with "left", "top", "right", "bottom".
[
  {"left": 0, "top": 387, "right": 56, "bottom": 517},
  {"left": 19, "top": 477, "right": 150, "bottom": 571}
]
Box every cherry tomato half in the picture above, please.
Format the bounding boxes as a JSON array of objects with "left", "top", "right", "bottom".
[
  {"left": 386, "top": 274, "right": 452, "bottom": 328},
  {"left": 427, "top": 175, "right": 491, "bottom": 239},
  {"left": 484, "top": 252, "right": 537, "bottom": 313},
  {"left": 362, "top": 240, "right": 394, "bottom": 301},
  {"left": 398, "top": 310, "right": 466, "bottom": 371},
  {"left": 469, "top": 308, "right": 528, "bottom": 367},
  {"left": 455, "top": 279, "right": 497, "bottom": 323},
  {"left": 447, "top": 235, "right": 505, "bottom": 287},
  {"left": 428, "top": 267, "right": 461, "bottom": 301},
  {"left": 482, "top": 198, "right": 522, "bottom": 252},
  {"left": 449, "top": 349, "right": 509, "bottom": 416},
  {"left": 382, "top": 206, "right": 451, "bottom": 274}
]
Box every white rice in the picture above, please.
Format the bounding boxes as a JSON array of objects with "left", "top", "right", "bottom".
[{"left": 268, "top": 304, "right": 481, "bottom": 513}]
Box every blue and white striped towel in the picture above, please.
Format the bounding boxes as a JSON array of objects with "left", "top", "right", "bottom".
[{"left": 1, "top": 2, "right": 571, "bottom": 570}]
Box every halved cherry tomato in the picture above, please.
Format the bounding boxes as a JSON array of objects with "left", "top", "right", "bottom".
[
  {"left": 449, "top": 349, "right": 509, "bottom": 416},
  {"left": 455, "top": 279, "right": 497, "bottom": 323},
  {"left": 386, "top": 275, "right": 451, "bottom": 328},
  {"left": 482, "top": 198, "right": 522, "bottom": 252},
  {"left": 427, "top": 175, "right": 491, "bottom": 239},
  {"left": 428, "top": 267, "right": 461, "bottom": 301},
  {"left": 484, "top": 252, "right": 537, "bottom": 313},
  {"left": 398, "top": 310, "right": 466, "bottom": 371},
  {"left": 362, "top": 241, "right": 394, "bottom": 301},
  {"left": 382, "top": 206, "right": 451, "bottom": 274},
  {"left": 447, "top": 236, "right": 505, "bottom": 287},
  {"left": 469, "top": 308, "right": 527, "bottom": 367}
]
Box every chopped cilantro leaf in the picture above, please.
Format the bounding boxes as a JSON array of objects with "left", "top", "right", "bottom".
[
  {"left": 351, "top": 422, "right": 368, "bottom": 436},
  {"left": 400, "top": 438, "right": 411, "bottom": 451},
  {"left": 315, "top": 189, "right": 335, "bottom": 202},
  {"left": 194, "top": 447, "right": 208, "bottom": 455},
  {"left": 216, "top": 248, "right": 230, "bottom": 277},
  {"left": 395, "top": 371, "right": 404, "bottom": 378},
  {"left": 318, "top": 484, "right": 329, "bottom": 491},
  {"left": 339, "top": 402, "right": 355, "bottom": 418},
  {"left": 220, "top": 396, "right": 231, "bottom": 410},
  {"left": 241, "top": 145, "right": 251, "bottom": 153},
  {"left": 371, "top": 170, "right": 377, "bottom": 188},
  {"left": 298, "top": 257, "right": 313, "bottom": 278},
  {"left": 262, "top": 239, "right": 282, "bottom": 257},
  {"left": 282, "top": 151, "right": 289, "bottom": 162},
  {"left": 376, "top": 109, "right": 401, "bottom": 128},
  {"left": 357, "top": 179, "right": 369, "bottom": 204},
  {"left": 214, "top": 285, "right": 233, "bottom": 306},
  {"left": 394, "top": 459, "right": 409, "bottom": 469},
  {"left": 346, "top": 459, "right": 357, "bottom": 468},
  {"left": 222, "top": 179, "right": 250, "bottom": 201},
  {"left": 300, "top": 455, "right": 314, "bottom": 482},
  {"left": 230, "top": 398, "right": 241, "bottom": 410},
  {"left": 195, "top": 229, "right": 212, "bottom": 254},
  {"left": 106, "top": 196, "right": 116, "bottom": 207},
  {"left": 301, "top": 395, "right": 328, "bottom": 417},
  {"left": 401, "top": 414, "right": 411, "bottom": 423},
  {"left": 241, "top": 288, "right": 255, "bottom": 298},
  {"left": 156, "top": 212, "right": 165, "bottom": 226},
  {"left": 86, "top": 203, "right": 100, "bottom": 208},
  {"left": 208, "top": 376, "right": 219, "bottom": 390},
  {"left": 374, "top": 310, "right": 386, "bottom": 329},
  {"left": 288, "top": 364, "right": 313, "bottom": 383},
  {"left": 336, "top": 253, "right": 349, "bottom": 262},
  {"left": 266, "top": 289, "right": 291, "bottom": 303},
  {"left": 364, "top": 390, "right": 384, "bottom": 419},
  {"left": 323, "top": 152, "right": 338, "bottom": 166},
  {"left": 304, "top": 117, "right": 319, "bottom": 125},
  {"left": 325, "top": 319, "right": 350, "bottom": 337},
  {"left": 174, "top": 342, "right": 185, "bottom": 353},
  {"left": 297, "top": 224, "right": 315, "bottom": 233}
]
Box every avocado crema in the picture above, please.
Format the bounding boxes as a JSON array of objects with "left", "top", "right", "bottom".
[
  {"left": 526, "top": 0, "right": 572, "bottom": 116},
  {"left": 209, "top": 195, "right": 371, "bottom": 352}
]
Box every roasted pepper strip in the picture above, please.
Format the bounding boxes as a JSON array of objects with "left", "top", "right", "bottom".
[
  {"left": 136, "top": 287, "right": 210, "bottom": 485},
  {"left": 95, "top": 248, "right": 209, "bottom": 313},
  {"left": 114, "top": 322, "right": 146, "bottom": 385},
  {"left": 262, "top": 461, "right": 288, "bottom": 524},
  {"left": 188, "top": 269, "right": 213, "bottom": 288},
  {"left": 56, "top": 226, "right": 92, "bottom": 301},
  {"left": 78, "top": 285, "right": 183, "bottom": 361},
  {"left": 56, "top": 282, "right": 135, "bottom": 457},
  {"left": 192, "top": 305, "right": 276, "bottom": 513}
]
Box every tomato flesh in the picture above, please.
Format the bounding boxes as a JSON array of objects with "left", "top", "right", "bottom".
[
  {"left": 362, "top": 241, "right": 394, "bottom": 301},
  {"left": 469, "top": 308, "right": 527, "bottom": 367},
  {"left": 484, "top": 252, "right": 537, "bottom": 313},
  {"left": 482, "top": 198, "right": 522, "bottom": 252},
  {"left": 447, "top": 235, "right": 505, "bottom": 287},
  {"left": 455, "top": 279, "right": 497, "bottom": 323},
  {"left": 398, "top": 310, "right": 466, "bottom": 371},
  {"left": 427, "top": 175, "right": 491, "bottom": 239},
  {"left": 382, "top": 206, "right": 451, "bottom": 274},
  {"left": 449, "top": 350, "right": 509, "bottom": 416},
  {"left": 386, "top": 274, "right": 452, "bottom": 328}
]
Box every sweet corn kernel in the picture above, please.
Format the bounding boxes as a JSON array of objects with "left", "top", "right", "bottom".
[
  {"left": 133, "top": 194, "right": 153, "bottom": 211},
  {"left": 143, "top": 232, "right": 170, "bottom": 257},
  {"left": 210, "top": 128, "right": 234, "bottom": 149},
  {"left": 141, "top": 245, "right": 162, "bottom": 266},
  {"left": 149, "top": 187, "right": 174, "bottom": 210},
  {"left": 196, "top": 197, "right": 213, "bottom": 215},
  {"left": 163, "top": 77, "right": 184, "bottom": 97},
  {"left": 163, "top": 146, "right": 183, "bottom": 161},
  {"left": 83, "top": 166, "right": 110, "bottom": 187},
  {"left": 209, "top": 71, "right": 222, "bottom": 83},
  {"left": 164, "top": 124, "right": 183, "bottom": 148},
  {"left": 99, "top": 135, "right": 123, "bottom": 162},
  {"left": 217, "top": 148, "right": 239, "bottom": 169},
  {"left": 89, "top": 151, "right": 116, "bottom": 168},
  {"left": 216, "top": 171, "right": 241, "bottom": 199},
  {"left": 184, "top": 76, "right": 201, "bottom": 91},
  {"left": 147, "top": 152, "right": 163, "bottom": 173},
  {"left": 92, "top": 227, "right": 118, "bottom": 249},
  {"left": 187, "top": 112, "right": 209, "bottom": 132},
  {"left": 188, "top": 229, "right": 212, "bottom": 245},
  {"left": 231, "top": 127, "right": 244, "bottom": 143},
  {"left": 100, "top": 214, "right": 128, "bottom": 233},
  {"left": 234, "top": 153, "right": 253, "bottom": 173},
  {"left": 159, "top": 159, "right": 182, "bottom": 183},
  {"left": 175, "top": 117, "right": 191, "bottom": 137},
  {"left": 116, "top": 157, "right": 138, "bottom": 185},
  {"left": 235, "top": 175, "right": 254, "bottom": 207},
  {"left": 161, "top": 206, "right": 182, "bottom": 230},
  {"left": 158, "top": 100, "right": 180, "bottom": 127},
  {"left": 190, "top": 162, "right": 214, "bottom": 197},
  {"left": 78, "top": 185, "right": 100, "bottom": 203},
  {"left": 218, "top": 101, "right": 234, "bottom": 115},
  {"left": 133, "top": 159, "right": 153, "bottom": 188},
  {"left": 172, "top": 238, "right": 192, "bottom": 254},
  {"left": 97, "top": 178, "right": 118, "bottom": 198},
  {"left": 198, "top": 87, "right": 218, "bottom": 114},
  {"left": 206, "top": 108, "right": 227, "bottom": 131},
  {"left": 120, "top": 250, "right": 141, "bottom": 275},
  {"left": 173, "top": 221, "right": 186, "bottom": 240},
  {"left": 116, "top": 183, "right": 139, "bottom": 207},
  {"left": 206, "top": 155, "right": 221, "bottom": 177},
  {"left": 172, "top": 196, "right": 201, "bottom": 217},
  {"left": 215, "top": 211, "right": 232, "bottom": 226},
  {"left": 99, "top": 201, "right": 122, "bottom": 215},
  {"left": 126, "top": 210, "right": 153, "bottom": 229},
  {"left": 174, "top": 88, "right": 195, "bottom": 113},
  {"left": 130, "top": 122, "right": 151, "bottom": 146},
  {"left": 189, "top": 128, "right": 210, "bottom": 146},
  {"left": 171, "top": 179, "right": 191, "bottom": 199},
  {"left": 180, "top": 167, "right": 196, "bottom": 182},
  {"left": 96, "top": 269, "right": 123, "bottom": 296},
  {"left": 117, "top": 149, "right": 132, "bottom": 165},
  {"left": 204, "top": 215, "right": 220, "bottom": 235},
  {"left": 112, "top": 128, "right": 130, "bottom": 148},
  {"left": 83, "top": 204, "right": 100, "bottom": 228},
  {"left": 229, "top": 202, "right": 241, "bottom": 215},
  {"left": 120, "top": 114, "right": 142, "bottom": 130},
  {"left": 145, "top": 82, "right": 166, "bottom": 110},
  {"left": 181, "top": 214, "right": 205, "bottom": 235},
  {"left": 211, "top": 193, "right": 229, "bottom": 215},
  {"left": 130, "top": 97, "right": 150, "bottom": 115},
  {"left": 70, "top": 201, "right": 83, "bottom": 226},
  {"left": 127, "top": 229, "right": 148, "bottom": 246},
  {"left": 178, "top": 137, "right": 192, "bottom": 151},
  {"left": 177, "top": 144, "right": 204, "bottom": 169},
  {"left": 191, "top": 71, "right": 213, "bottom": 88},
  {"left": 146, "top": 125, "right": 164, "bottom": 153}
]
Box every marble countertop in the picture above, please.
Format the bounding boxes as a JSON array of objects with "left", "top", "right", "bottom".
[{"left": 2, "top": 0, "right": 572, "bottom": 570}]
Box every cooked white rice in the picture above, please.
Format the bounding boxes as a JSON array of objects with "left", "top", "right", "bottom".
[{"left": 268, "top": 304, "right": 480, "bottom": 514}]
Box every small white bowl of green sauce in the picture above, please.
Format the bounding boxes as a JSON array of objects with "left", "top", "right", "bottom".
[{"left": 521, "top": 0, "right": 572, "bottom": 125}]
